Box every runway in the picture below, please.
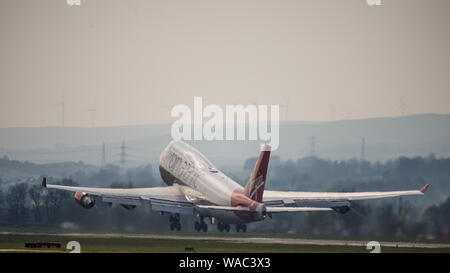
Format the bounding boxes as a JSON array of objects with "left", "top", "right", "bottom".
[{"left": 2, "top": 231, "right": 450, "bottom": 249}]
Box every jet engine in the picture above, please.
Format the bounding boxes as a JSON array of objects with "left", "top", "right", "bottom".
[
  {"left": 74, "top": 192, "right": 95, "bottom": 209},
  {"left": 255, "top": 203, "right": 268, "bottom": 220}
]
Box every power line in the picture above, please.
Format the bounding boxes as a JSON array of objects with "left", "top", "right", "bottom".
[{"left": 119, "top": 140, "right": 127, "bottom": 168}]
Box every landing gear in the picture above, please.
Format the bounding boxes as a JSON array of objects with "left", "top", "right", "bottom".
[
  {"left": 236, "top": 224, "right": 247, "bottom": 232},
  {"left": 194, "top": 217, "right": 208, "bottom": 232},
  {"left": 217, "top": 222, "right": 230, "bottom": 232},
  {"left": 169, "top": 214, "right": 181, "bottom": 231}
]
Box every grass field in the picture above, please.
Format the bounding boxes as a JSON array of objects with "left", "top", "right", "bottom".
[
  {"left": 2, "top": 225, "right": 450, "bottom": 243},
  {"left": 1, "top": 226, "right": 449, "bottom": 253},
  {"left": 3, "top": 234, "right": 448, "bottom": 253}
]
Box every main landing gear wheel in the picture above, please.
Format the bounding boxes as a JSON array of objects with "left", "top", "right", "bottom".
[
  {"left": 218, "top": 222, "right": 230, "bottom": 232},
  {"left": 236, "top": 224, "right": 247, "bottom": 232},
  {"left": 194, "top": 220, "right": 208, "bottom": 232},
  {"left": 169, "top": 214, "right": 181, "bottom": 231}
]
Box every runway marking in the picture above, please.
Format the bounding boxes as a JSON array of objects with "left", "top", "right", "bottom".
[{"left": 1, "top": 231, "right": 450, "bottom": 249}]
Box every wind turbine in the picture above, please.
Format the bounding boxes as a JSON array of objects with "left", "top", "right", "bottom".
[
  {"left": 248, "top": 97, "right": 259, "bottom": 106},
  {"left": 87, "top": 105, "right": 96, "bottom": 128},
  {"left": 345, "top": 106, "right": 354, "bottom": 120},
  {"left": 400, "top": 99, "right": 407, "bottom": 116},
  {"left": 330, "top": 105, "right": 337, "bottom": 121},
  {"left": 279, "top": 98, "right": 289, "bottom": 121},
  {"left": 55, "top": 96, "right": 65, "bottom": 127}
]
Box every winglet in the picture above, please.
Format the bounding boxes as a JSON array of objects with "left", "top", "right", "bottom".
[
  {"left": 420, "top": 184, "right": 430, "bottom": 193},
  {"left": 42, "top": 177, "right": 47, "bottom": 188}
]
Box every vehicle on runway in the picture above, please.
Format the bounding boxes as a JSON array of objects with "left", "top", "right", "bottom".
[{"left": 41, "top": 140, "right": 430, "bottom": 232}]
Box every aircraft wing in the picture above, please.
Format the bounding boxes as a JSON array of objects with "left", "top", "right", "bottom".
[
  {"left": 42, "top": 178, "right": 196, "bottom": 215},
  {"left": 262, "top": 184, "right": 430, "bottom": 209}
]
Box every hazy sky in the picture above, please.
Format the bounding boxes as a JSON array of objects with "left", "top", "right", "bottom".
[{"left": 0, "top": 0, "right": 449, "bottom": 127}]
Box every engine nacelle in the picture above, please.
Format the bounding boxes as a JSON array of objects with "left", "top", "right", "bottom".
[
  {"left": 255, "top": 203, "right": 268, "bottom": 220},
  {"left": 74, "top": 192, "right": 95, "bottom": 209}
]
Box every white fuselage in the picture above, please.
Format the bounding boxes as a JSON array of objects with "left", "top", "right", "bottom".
[
  {"left": 158, "top": 141, "right": 263, "bottom": 224},
  {"left": 159, "top": 141, "right": 243, "bottom": 206}
]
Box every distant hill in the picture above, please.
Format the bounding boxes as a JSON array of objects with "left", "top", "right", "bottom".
[
  {"left": 0, "top": 156, "right": 98, "bottom": 181},
  {"left": 0, "top": 114, "right": 449, "bottom": 170}
]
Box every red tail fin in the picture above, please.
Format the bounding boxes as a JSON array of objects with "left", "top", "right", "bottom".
[{"left": 244, "top": 143, "right": 271, "bottom": 202}]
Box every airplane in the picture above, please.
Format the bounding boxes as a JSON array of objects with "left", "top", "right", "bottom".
[{"left": 41, "top": 140, "right": 430, "bottom": 232}]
